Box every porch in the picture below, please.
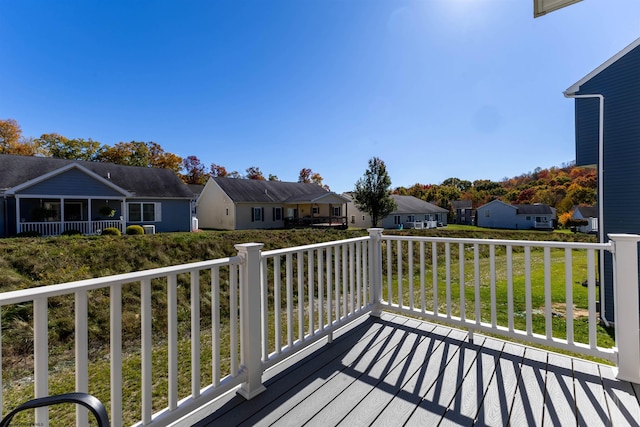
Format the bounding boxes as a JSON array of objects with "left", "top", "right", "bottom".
[
  {"left": 0, "top": 230, "right": 639, "bottom": 426},
  {"left": 15, "top": 197, "right": 125, "bottom": 236}
]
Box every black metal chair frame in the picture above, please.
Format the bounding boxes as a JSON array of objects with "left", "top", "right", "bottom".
[{"left": 0, "top": 392, "right": 109, "bottom": 427}]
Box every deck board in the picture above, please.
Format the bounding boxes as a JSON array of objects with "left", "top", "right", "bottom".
[
  {"left": 193, "top": 313, "right": 640, "bottom": 427},
  {"left": 473, "top": 341, "right": 525, "bottom": 426}
]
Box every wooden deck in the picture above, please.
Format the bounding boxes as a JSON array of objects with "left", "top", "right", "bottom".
[{"left": 192, "top": 313, "right": 640, "bottom": 427}]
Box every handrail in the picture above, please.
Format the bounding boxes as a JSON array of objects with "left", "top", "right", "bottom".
[
  {"left": 382, "top": 234, "right": 612, "bottom": 250},
  {"left": 0, "top": 256, "right": 240, "bottom": 306}
]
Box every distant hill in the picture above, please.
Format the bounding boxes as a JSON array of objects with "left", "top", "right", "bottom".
[{"left": 394, "top": 162, "right": 596, "bottom": 214}]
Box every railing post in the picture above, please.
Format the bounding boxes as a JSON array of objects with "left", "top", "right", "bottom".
[
  {"left": 368, "top": 228, "right": 384, "bottom": 317},
  {"left": 609, "top": 233, "right": 640, "bottom": 383},
  {"left": 235, "top": 243, "right": 267, "bottom": 400}
]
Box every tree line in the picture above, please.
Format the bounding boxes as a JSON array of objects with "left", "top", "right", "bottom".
[{"left": 0, "top": 118, "right": 326, "bottom": 187}]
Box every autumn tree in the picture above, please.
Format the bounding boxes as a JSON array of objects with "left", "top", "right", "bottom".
[
  {"left": 298, "top": 168, "right": 324, "bottom": 185},
  {"left": 298, "top": 168, "right": 312, "bottom": 183},
  {"left": 0, "top": 119, "right": 21, "bottom": 153},
  {"left": 96, "top": 141, "right": 182, "bottom": 172},
  {"left": 210, "top": 163, "right": 228, "bottom": 177},
  {"left": 0, "top": 119, "right": 39, "bottom": 155},
  {"left": 36, "top": 133, "right": 103, "bottom": 161},
  {"left": 353, "top": 157, "right": 397, "bottom": 227},
  {"left": 245, "top": 166, "right": 265, "bottom": 180},
  {"left": 182, "top": 155, "right": 208, "bottom": 185}
]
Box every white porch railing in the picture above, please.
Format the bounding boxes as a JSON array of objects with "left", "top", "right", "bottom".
[
  {"left": 19, "top": 220, "right": 125, "bottom": 236},
  {"left": 534, "top": 220, "right": 553, "bottom": 229},
  {"left": 0, "top": 230, "right": 638, "bottom": 426}
]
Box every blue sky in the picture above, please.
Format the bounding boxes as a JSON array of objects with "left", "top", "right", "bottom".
[{"left": 1, "top": 0, "right": 639, "bottom": 193}]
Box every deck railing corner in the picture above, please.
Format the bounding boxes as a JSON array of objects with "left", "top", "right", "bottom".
[
  {"left": 235, "top": 243, "right": 267, "bottom": 400},
  {"left": 608, "top": 233, "right": 640, "bottom": 383}
]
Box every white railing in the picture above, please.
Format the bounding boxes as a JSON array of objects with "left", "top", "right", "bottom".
[
  {"left": 534, "top": 220, "right": 553, "bottom": 229},
  {"left": 260, "top": 237, "right": 373, "bottom": 371},
  {"left": 377, "top": 233, "right": 613, "bottom": 360},
  {"left": 0, "top": 230, "right": 638, "bottom": 426},
  {"left": 19, "top": 220, "right": 124, "bottom": 236}
]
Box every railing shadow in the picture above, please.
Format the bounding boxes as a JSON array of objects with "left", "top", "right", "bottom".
[{"left": 195, "top": 314, "right": 637, "bottom": 426}]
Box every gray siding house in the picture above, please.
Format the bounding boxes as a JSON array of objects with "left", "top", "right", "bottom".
[
  {"left": 571, "top": 205, "right": 598, "bottom": 234},
  {"left": 451, "top": 200, "right": 474, "bottom": 225},
  {"left": 345, "top": 194, "right": 448, "bottom": 229},
  {"left": 0, "top": 154, "right": 194, "bottom": 237},
  {"left": 476, "top": 200, "right": 554, "bottom": 230},
  {"left": 564, "top": 36, "right": 640, "bottom": 322},
  {"left": 197, "top": 177, "right": 350, "bottom": 230}
]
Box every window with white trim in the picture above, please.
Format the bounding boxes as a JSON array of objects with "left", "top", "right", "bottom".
[
  {"left": 332, "top": 206, "right": 341, "bottom": 216},
  {"left": 394, "top": 215, "right": 401, "bottom": 225},
  {"left": 407, "top": 215, "right": 415, "bottom": 222},
  {"left": 312, "top": 207, "right": 319, "bottom": 215},
  {"left": 128, "top": 202, "right": 161, "bottom": 222}
]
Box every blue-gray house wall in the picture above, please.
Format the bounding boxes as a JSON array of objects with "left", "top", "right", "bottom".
[
  {"left": 573, "top": 41, "right": 640, "bottom": 322},
  {"left": 128, "top": 199, "right": 192, "bottom": 233}
]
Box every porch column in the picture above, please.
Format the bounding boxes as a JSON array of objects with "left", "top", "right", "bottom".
[
  {"left": 120, "top": 199, "right": 126, "bottom": 232},
  {"left": 609, "top": 233, "right": 640, "bottom": 383},
  {"left": 60, "top": 197, "right": 65, "bottom": 233},
  {"left": 15, "top": 195, "right": 21, "bottom": 234},
  {"left": 88, "top": 199, "right": 93, "bottom": 233},
  {"left": 368, "top": 228, "right": 384, "bottom": 317},
  {"left": 235, "top": 243, "right": 267, "bottom": 400}
]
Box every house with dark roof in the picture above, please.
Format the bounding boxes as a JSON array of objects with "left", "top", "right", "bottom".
[
  {"left": 196, "top": 177, "right": 350, "bottom": 230},
  {"left": 571, "top": 205, "right": 598, "bottom": 234},
  {"left": 476, "top": 200, "right": 555, "bottom": 230},
  {"left": 344, "top": 194, "right": 448, "bottom": 229},
  {"left": 0, "top": 154, "right": 195, "bottom": 237},
  {"left": 564, "top": 36, "right": 640, "bottom": 322},
  {"left": 451, "top": 200, "right": 474, "bottom": 225}
]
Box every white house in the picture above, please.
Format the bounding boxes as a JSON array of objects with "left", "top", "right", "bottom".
[
  {"left": 345, "top": 194, "right": 448, "bottom": 229},
  {"left": 571, "top": 205, "right": 598, "bottom": 234},
  {"left": 476, "top": 200, "right": 555, "bottom": 230},
  {"left": 196, "top": 177, "right": 350, "bottom": 230}
]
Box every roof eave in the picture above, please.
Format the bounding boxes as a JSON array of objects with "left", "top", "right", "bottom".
[{"left": 565, "top": 36, "right": 640, "bottom": 95}]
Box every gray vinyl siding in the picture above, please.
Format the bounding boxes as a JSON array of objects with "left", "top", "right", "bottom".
[
  {"left": 572, "top": 43, "right": 640, "bottom": 321},
  {"left": 19, "top": 169, "right": 123, "bottom": 197},
  {"left": 575, "top": 97, "right": 599, "bottom": 166},
  {"left": 477, "top": 202, "right": 517, "bottom": 229},
  {"left": 127, "top": 199, "right": 191, "bottom": 233}
]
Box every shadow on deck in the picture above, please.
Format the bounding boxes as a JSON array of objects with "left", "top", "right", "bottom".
[{"left": 190, "top": 313, "right": 640, "bottom": 427}]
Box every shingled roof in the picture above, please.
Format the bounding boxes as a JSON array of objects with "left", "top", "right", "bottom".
[
  {"left": 212, "top": 177, "right": 348, "bottom": 203},
  {"left": 513, "top": 204, "right": 553, "bottom": 215},
  {"left": 0, "top": 154, "right": 193, "bottom": 198},
  {"left": 573, "top": 205, "right": 598, "bottom": 218},
  {"left": 391, "top": 195, "right": 448, "bottom": 214}
]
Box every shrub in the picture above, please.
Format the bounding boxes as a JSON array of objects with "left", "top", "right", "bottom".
[
  {"left": 101, "top": 227, "right": 121, "bottom": 236},
  {"left": 61, "top": 229, "right": 82, "bottom": 236},
  {"left": 15, "top": 230, "right": 42, "bottom": 238},
  {"left": 126, "top": 225, "right": 145, "bottom": 235}
]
